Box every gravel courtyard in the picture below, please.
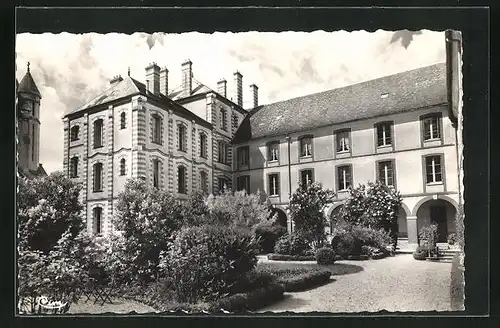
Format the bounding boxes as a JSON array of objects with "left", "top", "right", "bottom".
[{"left": 259, "top": 254, "right": 453, "bottom": 313}]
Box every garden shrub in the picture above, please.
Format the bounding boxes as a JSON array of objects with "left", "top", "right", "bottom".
[
  {"left": 210, "top": 283, "right": 285, "bottom": 313},
  {"left": 450, "top": 252, "right": 465, "bottom": 310},
  {"left": 159, "top": 225, "right": 259, "bottom": 303},
  {"left": 254, "top": 223, "right": 287, "bottom": 254},
  {"left": 419, "top": 223, "right": 439, "bottom": 249},
  {"left": 316, "top": 247, "right": 336, "bottom": 265},
  {"left": 331, "top": 224, "right": 391, "bottom": 258},
  {"left": 288, "top": 182, "right": 336, "bottom": 248},
  {"left": 266, "top": 253, "right": 316, "bottom": 261},
  {"left": 256, "top": 265, "right": 332, "bottom": 292},
  {"left": 274, "top": 232, "right": 311, "bottom": 256},
  {"left": 447, "top": 233, "right": 457, "bottom": 245},
  {"left": 455, "top": 204, "right": 465, "bottom": 250},
  {"left": 413, "top": 245, "right": 431, "bottom": 260}
]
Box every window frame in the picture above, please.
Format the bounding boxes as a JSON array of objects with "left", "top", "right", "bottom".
[
  {"left": 200, "top": 170, "right": 209, "bottom": 194},
  {"left": 237, "top": 146, "right": 250, "bottom": 169},
  {"left": 267, "top": 141, "right": 280, "bottom": 162},
  {"left": 70, "top": 125, "right": 80, "bottom": 142},
  {"left": 334, "top": 129, "right": 351, "bottom": 155},
  {"left": 152, "top": 114, "right": 163, "bottom": 145},
  {"left": 374, "top": 121, "right": 394, "bottom": 148},
  {"left": 236, "top": 175, "right": 250, "bottom": 193},
  {"left": 177, "top": 123, "right": 187, "bottom": 152},
  {"left": 69, "top": 156, "right": 79, "bottom": 178},
  {"left": 217, "top": 177, "right": 229, "bottom": 193},
  {"left": 220, "top": 107, "right": 228, "bottom": 131},
  {"left": 376, "top": 159, "right": 396, "bottom": 188},
  {"left": 178, "top": 165, "right": 187, "bottom": 194},
  {"left": 299, "top": 168, "right": 315, "bottom": 188},
  {"left": 218, "top": 140, "right": 229, "bottom": 165},
  {"left": 93, "top": 207, "right": 103, "bottom": 235},
  {"left": 298, "top": 135, "right": 313, "bottom": 158},
  {"left": 420, "top": 112, "right": 443, "bottom": 144},
  {"left": 120, "top": 112, "right": 127, "bottom": 130},
  {"left": 92, "top": 162, "right": 103, "bottom": 192},
  {"left": 93, "top": 119, "right": 104, "bottom": 149},
  {"left": 199, "top": 132, "right": 208, "bottom": 159},
  {"left": 336, "top": 164, "right": 353, "bottom": 192},
  {"left": 119, "top": 158, "right": 126, "bottom": 176},
  {"left": 423, "top": 154, "right": 444, "bottom": 185},
  {"left": 153, "top": 159, "right": 160, "bottom": 188},
  {"left": 268, "top": 173, "right": 281, "bottom": 196}
]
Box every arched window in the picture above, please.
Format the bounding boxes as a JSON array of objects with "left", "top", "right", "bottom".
[
  {"left": 178, "top": 166, "right": 186, "bottom": 194},
  {"left": 220, "top": 108, "right": 228, "bottom": 131},
  {"left": 70, "top": 125, "right": 80, "bottom": 141},
  {"left": 70, "top": 156, "right": 79, "bottom": 178},
  {"left": 199, "top": 132, "right": 207, "bottom": 158},
  {"left": 200, "top": 170, "right": 208, "bottom": 194},
  {"left": 93, "top": 119, "right": 103, "bottom": 148},
  {"left": 119, "top": 158, "right": 126, "bottom": 176},
  {"left": 178, "top": 124, "right": 187, "bottom": 152},
  {"left": 152, "top": 114, "right": 162, "bottom": 144},
  {"left": 120, "top": 112, "right": 126, "bottom": 129},
  {"left": 93, "top": 207, "right": 103, "bottom": 235},
  {"left": 93, "top": 162, "right": 103, "bottom": 192}
]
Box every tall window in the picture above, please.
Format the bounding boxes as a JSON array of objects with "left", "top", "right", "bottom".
[
  {"left": 200, "top": 133, "right": 207, "bottom": 158},
  {"left": 31, "top": 125, "right": 35, "bottom": 161},
  {"left": 337, "top": 165, "right": 352, "bottom": 191},
  {"left": 237, "top": 175, "right": 250, "bottom": 192},
  {"left": 120, "top": 112, "right": 126, "bottom": 129},
  {"left": 153, "top": 159, "right": 160, "bottom": 188},
  {"left": 422, "top": 114, "right": 441, "bottom": 141},
  {"left": 178, "top": 124, "right": 186, "bottom": 151},
  {"left": 336, "top": 130, "right": 350, "bottom": 152},
  {"left": 378, "top": 160, "right": 395, "bottom": 186},
  {"left": 237, "top": 146, "right": 249, "bottom": 168},
  {"left": 200, "top": 170, "right": 209, "bottom": 194},
  {"left": 93, "top": 119, "right": 103, "bottom": 148},
  {"left": 93, "top": 207, "right": 102, "bottom": 235},
  {"left": 268, "top": 173, "right": 280, "bottom": 196},
  {"left": 425, "top": 155, "right": 443, "bottom": 184},
  {"left": 220, "top": 108, "right": 228, "bottom": 131},
  {"left": 93, "top": 162, "right": 103, "bottom": 192},
  {"left": 152, "top": 114, "right": 162, "bottom": 144},
  {"left": 70, "top": 156, "right": 79, "bottom": 178},
  {"left": 70, "top": 125, "right": 80, "bottom": 141},
  {"left": 300, "top": 169, "right": 314, "bottom": 187},
  {"left": 120, "top": 158, "right": 126, "bottom": 176},
  {"left": 218, "top": 177, "right": 228, "bottom": 192},
  {"left": 178, "top": 166, "right": 186, "bottom": 194},
  {"left": 218, "top": 141, "right": 228, "bottom": 164},
  {"left": 267, "top": 141, "right": 279, "bottom": 161},
  {"left": 376, "top": 122, "right": 392, "bottom": 147},
  {"left": 299, "top": 136, "right": 313, "bottom": 157}
]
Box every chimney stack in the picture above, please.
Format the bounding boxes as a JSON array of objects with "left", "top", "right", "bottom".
[
  {"left": 181, "top": 59, "right": 193, "bottom": 97},
  {"left": 250, "top": 84, "right": 259, "bottom": 108},
  {"left": 145, "top": 62, "right": 160, "bottom": 95},
  {"left": 160, "top": 67, "right": 169, "bottom": 97},
  {"left": 109, "top": 75, "right": 123, "bottom": 86},
  {"left": 234, "top": 71, "right": 243, "bottom": 107},
  {"left": 217, "top": 79, "right": 227, "bottom": 97}
]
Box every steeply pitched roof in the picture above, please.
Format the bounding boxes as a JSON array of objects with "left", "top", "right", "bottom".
[
  {"left": 232, "top": 62, "right": 447, "bottom": 144},
  {"left": 18, "top": 71, "right": 41, "bottom": 98},
  {"left": 168, "top": 80, "right": 213, "bottom": 100},
  {"left": 66, "top": 76, "right": 144, "bottom": 115}
]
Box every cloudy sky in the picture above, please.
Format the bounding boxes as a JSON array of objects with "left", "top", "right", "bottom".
[{"left": 16, "top": 30, "right": 446, "bottom": 174}]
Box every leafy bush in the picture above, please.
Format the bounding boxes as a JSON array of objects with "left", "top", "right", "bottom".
[
  {"left": 254, "top": 223, "right": 287, "bottom": 254},
  {"left": 316, "top": 247, "right": 336, "bottom": 265},
  {"left": 413, "top": 245, "right": 435, "bottom": 260},
  {"left": 274, "top": 232, "right": 311, "bottom": 256},
  {"left": 179, "top": 190, "right": 210, "bottom": 227},
  {"left": 340, "top": 181, "right": 402, "bottom": 248},
  {"left": 266, "top": 254, "right": 316, "bottom": 261},
  {"left": 206, "top": 189, "right": 273, "bottom": 230},
  {"left": 450, "top": 252, "right": 465, "bottom": 310},
  {"left": 331, "top": 224, "right": 391, "bottom": 258},
  {"left": 159, "top": 225, "right": 259, "bottom": 303},
  {"left": 419, "top": 223, "right": 439, "bottom": 249},
  {"left": 455, "top": 204, "right": 465, "bottom": 250},
  {"left": 289, "top": 182, "right": 336, "bottom": 248},
  {"left": 114, "top": 178, "right": 185, "bottom": 283},
  {"left": 447, "top": 233, "right": 457, "bottom": 245}
]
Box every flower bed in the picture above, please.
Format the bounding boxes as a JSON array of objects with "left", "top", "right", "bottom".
[{"left": 266, "top": 253, "right": 316, "bottom": 261}]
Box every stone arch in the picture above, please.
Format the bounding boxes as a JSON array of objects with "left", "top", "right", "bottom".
[
  {"left": 326, "top": 202, "right": 345, "bottom": 219},
  {"left": 411, "top": 195, "right": 459, "bottom": 216},
  {"left": 400, "top": 202, "right": 411, "bottom": 217},
  {"left": 269, "top": 205, "right": 288, "bottom": 227},
  {"left": 327, "top": 202, "right": 346, "bottom": 234}
]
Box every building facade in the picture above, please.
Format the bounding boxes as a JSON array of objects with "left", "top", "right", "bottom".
[
  {"left": 232, "top": 61, "right": 462, "bottom": 246},
  {"left": 16, "top": 63, "right": 47, "bottom": 179},
  {"left": 62, "top": 61, "right": 250, "bottom": 235}
]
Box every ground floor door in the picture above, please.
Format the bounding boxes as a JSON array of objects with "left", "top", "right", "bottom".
[{"left": 430, "top": 205, "right": 447, "bottom": 242}]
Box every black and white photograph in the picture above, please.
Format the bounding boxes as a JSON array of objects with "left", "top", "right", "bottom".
[{"left": 15, "top": 9, "right": 472, "bottom": 316}]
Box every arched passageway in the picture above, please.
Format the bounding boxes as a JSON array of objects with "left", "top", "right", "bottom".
[
  {"left": 329, "top": 205, "right": 345, "bottom": 234},
  {"left": 415, "top": 199, "right": 457, "bottom": 243},
  {"left": 396, "top": 204, "right": 410, "bottom": 238},
  {"left": 270, "top": 207, "right": 288, "bottom": 227}
]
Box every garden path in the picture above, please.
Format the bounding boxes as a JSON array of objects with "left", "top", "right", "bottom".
[
  {"left": 68, "top": 297, "right": 157, "bottom": 314},
  {"left": 258, "top": 254, "right": 453, "bottom": 313}
]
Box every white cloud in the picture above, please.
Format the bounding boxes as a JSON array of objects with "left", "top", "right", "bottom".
[{"left": 16, "top": 30, "right": 445, "bottom": 174}]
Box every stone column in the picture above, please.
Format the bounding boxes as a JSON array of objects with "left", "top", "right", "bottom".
[{"left": 407, "top": 216, "right": 419, "bottom": 244}]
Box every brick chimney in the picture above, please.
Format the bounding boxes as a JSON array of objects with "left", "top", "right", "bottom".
[
  {"left": 181, "top": 59, "right": 193, "bottom": 97},
  {"left": 109, "top": 75, "right": 123, "bottom": 86},
  {"left": 250, "top": 84, "right": 258, "bottom": 108},
  {"left": 233, "top": 71, "right": 243, "bottom": 107},
  {"left": 217, "top": 79, "right": 227, "bottom": 97},
  {"left": 145, "top": 62, "right": 160, "bottom": 95},
  {"left": 160, "top": 67, "right": 169, "bottom": 97}
]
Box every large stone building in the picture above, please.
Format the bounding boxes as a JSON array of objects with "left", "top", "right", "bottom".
[
  {"left": 16, "top": 63, "right": 47, "bottom": 179},
  {"left": 62, "top": 61, "right": 250, "bottom": 235},
  {"left": 233, "top": 55, "right": 463, "bottom": 247}
]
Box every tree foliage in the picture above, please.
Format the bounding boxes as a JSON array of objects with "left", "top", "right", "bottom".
[{"left": 288, "top": 182, "right": 336, "bottom": 247}]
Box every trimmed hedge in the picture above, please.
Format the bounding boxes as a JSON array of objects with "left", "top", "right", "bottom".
[
  {"left": 316, "top": 247, "right": 336, "bottom": 265},
  {"left": 210, "top": 283, "right": 285, "bottom": 313},
  {"left": 450, "top": 252, "right": 465, "bottom": 311},
  {"left": 267, "top": 253, "right": 316, "bottom": 261},
  {"left": 280, "top": 270, "right": 332, "bottom": 292}
]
